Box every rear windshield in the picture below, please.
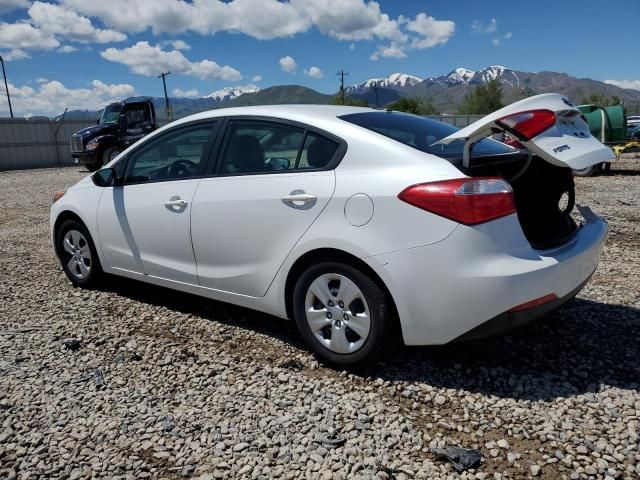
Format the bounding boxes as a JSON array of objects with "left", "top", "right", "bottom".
[{"left": 339, "top": 111, "right": 515, "bottom": 159}]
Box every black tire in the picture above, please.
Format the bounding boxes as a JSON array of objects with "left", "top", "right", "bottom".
[
  {"left": 85, "top": 161, "right": 102, "bottom": 172},
  {"left": 101, "top": 146, "right": 122, "bottom": 167},
  {"left": 572, "top": 164, "right": 598, "bottom": 177},
  {"left": 292, "top": 261, "right": 397, "bottom": 368},
  {"left": 56, "top": 219, "right": 103, "bottom": 288}
]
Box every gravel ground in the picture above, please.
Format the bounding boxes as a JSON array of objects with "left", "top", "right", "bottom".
[{"left": 1, "top": 155, "right": 639, "bottom": 480}]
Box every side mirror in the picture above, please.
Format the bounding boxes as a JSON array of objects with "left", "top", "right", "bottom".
[
  {"left": 96, "top": 118, "right": 100, "bottom": 125},
  {"left": 92, "top": 168, "right": 121, "bottom": 187},
  {"left": 118, "top": 113, "right": 128, "bottom": 128}
]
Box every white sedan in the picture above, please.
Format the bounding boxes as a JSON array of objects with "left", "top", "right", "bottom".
[{"left": 51, "top": 94, "right": 611, "bottom": 367}]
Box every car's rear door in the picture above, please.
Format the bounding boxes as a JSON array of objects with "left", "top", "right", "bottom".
[
  {"left": 190, "top": 118, "right": 344, "bottom": 297},
  {"left": 437, "top": 93, "right": 615, "bottom": 169}
]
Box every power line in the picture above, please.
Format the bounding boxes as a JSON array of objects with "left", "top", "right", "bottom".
[
  {"left": 336, "top": 70, "right": 349, "bottom": 105},
  {"left": 0, "top": 56, "right": 14, "bottom": 118},
  {"left": 158, "top": 71, "right": 172, "bottom": 121}
]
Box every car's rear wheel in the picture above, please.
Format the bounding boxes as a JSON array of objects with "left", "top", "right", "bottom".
[
  {"left": 56, "top": 219, "right": 102, "bottom": 288},
  {"left": 292, "top": 261, "right": 395, "bottom": 368}
]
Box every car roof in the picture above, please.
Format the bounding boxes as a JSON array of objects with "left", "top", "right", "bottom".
[{"left": 170, "top": 104, "right": 379, "bottom": 129}]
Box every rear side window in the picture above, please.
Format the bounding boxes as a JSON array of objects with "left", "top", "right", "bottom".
[
  {"left": 219, "top": 120, "right": 339, "bottom": 175},
  {"left": 340, "top": 111, "right": 515, "bottom": 160}
]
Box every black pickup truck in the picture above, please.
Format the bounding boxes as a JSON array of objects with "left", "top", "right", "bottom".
[{"left": 70, "top": 99, "right": 158, "bottom": 171}]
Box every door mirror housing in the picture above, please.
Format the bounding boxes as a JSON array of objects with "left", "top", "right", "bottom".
[
  {"left": 118, "top": 113, "right": 128, "bottom": 128},
  {"left": 92, "top": 167, "right": 122, "bottom": 187}
]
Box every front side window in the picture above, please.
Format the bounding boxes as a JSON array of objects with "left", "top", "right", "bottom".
[
  {"left": 219, "top": 120, "right": 338, "bottom": 174},
  {"left": 125, "top": 122, "right": 216, "bottom": 184}
]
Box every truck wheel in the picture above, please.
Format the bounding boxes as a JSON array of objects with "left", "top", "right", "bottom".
[
  {"left": 102, "top": 146, "right": 122, "bottom": 166},
  {"left": 573, "top": 164, "right": 598, "bottom": 177},
  {"left": 85, "top": 160, "right": 102, "bottom": 172}
]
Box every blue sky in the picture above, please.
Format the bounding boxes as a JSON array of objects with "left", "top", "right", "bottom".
[{"left": 0, "top": 0, "right": 639, "bottom": 116}]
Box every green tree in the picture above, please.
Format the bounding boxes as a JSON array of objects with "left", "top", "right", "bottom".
[
  {"left": 387, "top": 97, "right": 438, "bottom": 115},
  {"left": 579, "top": 94, "right": 622, "bottom": 106},
  {"left": 458, "top": 79, "right": 504, "bottom": 114},
  {"left": 330, "top": 95, "right": 368, "bottom": 107}
]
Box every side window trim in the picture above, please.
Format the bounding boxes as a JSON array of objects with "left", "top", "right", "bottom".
[
  {"left": 208, "top": 115, "right": 347, "bottom": 177},
  {"left": 121, "top": 120, "right": 220, "bottom": 186}
]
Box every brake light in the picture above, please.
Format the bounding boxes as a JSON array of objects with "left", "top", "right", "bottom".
[
  {"left": 496, "top": 109, "right": 556, "bottom": 141},
  {"left": 398, "top": 177, "right": 516, "bottom": 225}
]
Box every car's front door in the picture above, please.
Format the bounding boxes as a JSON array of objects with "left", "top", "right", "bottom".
[
  {"left": 97, "top": 121, "right": 218, "bottom": 284},
  {"left": 190, "top": 119, "right": 342, "bottom": 297}
]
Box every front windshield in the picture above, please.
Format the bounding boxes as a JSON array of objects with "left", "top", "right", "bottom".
[
  {"left": 339, "top": 111, "right": 516, "bottom": 159},
  {"left": 100, "top": 104, "right": 123, "bottom": 124}
]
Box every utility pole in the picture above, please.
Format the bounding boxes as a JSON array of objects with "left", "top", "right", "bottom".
[
  {"left": 336, "top": 70, "right": 349, "bottom": 105},
  {"left": 0, "top": 56, "right": 14, "bottom": 118},
  {"left": 370, "top": 80, "right": 379, "bottom": 108},
  {"left": 158, "top": 71, "right": 172, "bottom": 120}
]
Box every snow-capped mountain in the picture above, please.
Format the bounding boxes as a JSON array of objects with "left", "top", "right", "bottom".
[
  {"left": 469, "top": 66, "right": 521, "bottom": 87},
  {"left": 346, "top": 73, "right": 423, "bottom": 94},
  {"left": 422, "top": 66, "right": 521, "bottom": 88},
  {"left": 202, "top": 84, "right": 261, "bottom": 103},
  {"left": 442, "top": 67, "right": 476, "bottom": 86}
]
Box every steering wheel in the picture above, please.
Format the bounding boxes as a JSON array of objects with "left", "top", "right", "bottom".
[{"left": 168, "top": 159, "right": 198, "bottom": 178}]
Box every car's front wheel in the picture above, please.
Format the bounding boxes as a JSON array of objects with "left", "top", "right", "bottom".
[
  {"left": 56, "top": 219, "right": 102, "bottom": 287},
  {"left": 292, "top": 261, "right": 396, "bottom": 368}
]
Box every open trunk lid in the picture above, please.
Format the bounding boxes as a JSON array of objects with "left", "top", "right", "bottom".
[{"left": 436, "top": 93, "right": 614, "bottom": 170}]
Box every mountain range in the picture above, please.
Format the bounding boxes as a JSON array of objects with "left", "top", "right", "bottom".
[{"left": 56, "top": 65, "right": 640, "bottom": 121}]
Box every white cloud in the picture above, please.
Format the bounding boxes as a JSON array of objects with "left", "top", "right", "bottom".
[
  {"left": 349, "top": 43, "right": 356, "bottom": 50},
  {"left": 304, "top": 66, "right": 323, "bottom": 79},
  {"left": 604, "top": 79, "right": 640, "bottom": 91},
  {"left": 35, "top": 77, "right": 48, "bottom": 83},
  {"left": 28, "top": 2, "right": 126, "bottom": 44},
  {"left": 0, "top": 1, "right": 126, "bottom": 53},
  {"left": 0, "top": 0, "right": 29, "bottom": 13},
  {"left": 0, "top": 22, "right": 60, "bottom": 50},
  {"left": 59, "top": 0, "right": 455, "bottom": 60},
  {"left": 492, "top": 38, "right": 500, "bottom": 46},
  {"left": 471, "top": 18, "right": 497, "bottom": 34},
  {"left": 172, "top": 87, "right": 199, "bottom": 97},
  {"left": 61, "top": 0, "right": 409, "bottom": 42},
  {"left": 58, "top": 45, "right": 78, "bottom": 53},
  {"left": 279, "top": 55, "right": 297, "bottom": 73},
  {"left": 251, "top": 74, "right": 263, "bottom": 82},
  {"left": 0, "top": 48, "right": 30, "bottom": 60},
  {"left": 0, "top": 78, "right": 136, "bottom": 117},
  {"left": 161, "top": 39, "right": 190, "bottom": 50},
  {"left": 100, "top": 41, "right": 242, "bottom": 81},
  {"left": 370, "top": 43, "right": 407, "bottom": 60},
  {"left": 406, "top": 13, "right": 455, "bottom": 49},
  {"left": 504, "top": 32, "right": 512, "bottom": 39}
]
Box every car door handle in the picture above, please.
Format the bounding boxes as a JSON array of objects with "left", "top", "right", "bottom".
[
  {"left": 164, "top": 199, "right": 188, "bottom": 207},
  {"left": 281, "top": 190, "right": 317, "bottom": 210},
  {"left": 281, "top": 193, "right": 317, "bottom": 203}
]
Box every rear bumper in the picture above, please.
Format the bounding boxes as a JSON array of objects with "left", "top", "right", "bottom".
[
  {"left": 365, "top": 206, "right": 607, "bottom": 345},
  {"left": 451, "top": 271, "right": 593, "bottom": 342}
]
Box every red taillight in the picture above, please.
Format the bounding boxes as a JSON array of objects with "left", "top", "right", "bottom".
[
  {"left": 496, "top": 109, "right": 556, "bottom": 141},
  {"left": 398, "top": 177, "right": 516, "bottom": 225},
  {"left": 508, "top": 293, "right": 557, "bottom": 312}
]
